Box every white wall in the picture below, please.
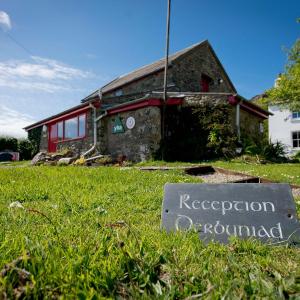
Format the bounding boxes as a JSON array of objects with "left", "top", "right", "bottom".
[{"left": 269, "top": 105, "right": 300, "bottom": 154}]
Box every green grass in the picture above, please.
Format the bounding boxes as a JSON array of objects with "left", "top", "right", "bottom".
[
  {"left": 137, "top": 159, "right": 300, "bottom": 186},
  {"left": 0, "top": 160, "right": 30, "bottom": 167},
  {"left": 213, "top": 161, "right": 300, "bottom": 186},
  {"left": 0, "top": 165, "right": 300, "bottom": 299}
]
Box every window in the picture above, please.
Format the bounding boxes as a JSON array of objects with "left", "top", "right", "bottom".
[
  {"left": 292, "top": 112, "right": 300, "bottom": 119},
  {"left": 49, "top": 113, "right": 86, "bottom": 142},
  {"left": 292, "top": 131, "right": 300, "bottom": 148},
  {"left": 65, "top": 117, "right": 78, "bottom": 139},
  {"left": 50, "top": 124, "right": 57, "bottom": 141},
  {"left": 57, "top": 121, "right": 63, "bottom": 140},
  {"left": 200, "top": 74, "right": 213, "bottom": 92},
  {"left": 259, "top": 123, "right": 264, "bottom": 133},
  {"left": 115, "top": 89, "right": 123, "bottom": 96},
  {"left": 79, "top": 114, "right": 86, "bottom": 137}
]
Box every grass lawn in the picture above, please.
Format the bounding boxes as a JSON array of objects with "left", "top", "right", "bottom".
[
  {"left": 138, "top": 159, "right": 300, "bottom": 186},
  {"left": 0, "top": 164, "right": 300, "bottom": 299},
  {"left": 213, "top": 161, "right": 300, "bottom": 186}
]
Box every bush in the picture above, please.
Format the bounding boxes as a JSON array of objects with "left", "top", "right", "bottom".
[
  {"left": 28, "top": 126, "right": 42, "bottom": 156},
  {"left": 241, "top": 138, "right": 287, "bottom": 162},
  {"left": 293, "top": 150, "right": 300, "bottom": 159},
  {"left": 18, "top": 139, "right": 34, "bottom": 160},
  {"left": 160, "top": 103, "right": 238, "bottom": 161},
  {"left": 0, "top": 136, "right": 34, "bottom": 160},
  {"left": 0, "top": 136, "right": 18, "bottom": 151},
  {"left": 262, "top": 141, "right": 286, "bottom": 161},
  {"left": 195, "top": 103, "right": 237, "bottom": 159}
]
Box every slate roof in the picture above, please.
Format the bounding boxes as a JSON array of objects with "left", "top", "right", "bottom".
[{"left": 81, "top": 40, "right": 232, "bottom": 102}]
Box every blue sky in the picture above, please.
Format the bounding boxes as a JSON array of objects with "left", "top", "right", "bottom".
[{"left": 0, "top": 0, "right": 299, "bottom": 137}]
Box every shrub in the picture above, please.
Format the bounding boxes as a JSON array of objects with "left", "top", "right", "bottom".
[
  {"left": 18, "top": 139, "right": 34, "bottom": 160},
  {"left": 28, "top": 126, "right": 42, "bottom": 156},
  {"left": 160, "top": 103, "right": 238, "bottom": 161},
  {"left": 0, "top": 137, "right": 35, "bottom": 160},
  {"left": 194, "top": 103, "right": 238, "bottom": 159},
  {"left": 293, "top": 150, "right": 300, "bottom": 159},
  {"left": 0, "top": 136, "right": 18, "bottom": 151},
  {"left": 262, "top": 141, "right": 286, "bottom": 161},
  {"left": 242, "top": 138, "right": 287, "bottom": 162}
]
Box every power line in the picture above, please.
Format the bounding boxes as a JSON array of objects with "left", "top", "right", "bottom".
[{"left": 0, "top": 27, "right": 34, "bottom": 57}]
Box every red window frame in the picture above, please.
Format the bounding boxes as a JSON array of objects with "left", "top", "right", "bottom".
[{"left": 49, "top": 112, "right": 87, "bottom": 143}]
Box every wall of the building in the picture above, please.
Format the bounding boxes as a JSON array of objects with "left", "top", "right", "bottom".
[
  {"left": 102, "top": 71, "right": 175, "bottom": 105},
  {"left": 36, "top": 109, "right": 96, "bottom": 155},
  {"left": 239, "top": 109, "right": 264, "bottom": 141},
  {"left": 102, "top": 106, "right": 161, "bottom": 162},
  {"left": 172, "top": 44, "right": 235, "bottom": 93},
  {"left": 269, "top": 105, "right": 300, "bottom": 154},
  {"left": 101, "top": 43, "right": 235, "bottom": 105},
  {"left": 183, "top": 94, "right": 265, "bottom": 145}
]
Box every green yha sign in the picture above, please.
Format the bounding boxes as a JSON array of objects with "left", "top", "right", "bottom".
[{"left": 112, "top": 117, "right": 125, "bottom": 134}]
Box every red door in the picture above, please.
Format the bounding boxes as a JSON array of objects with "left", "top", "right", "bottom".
[{"left": 48, "top": 124, "right": 57, "bottom": 152}]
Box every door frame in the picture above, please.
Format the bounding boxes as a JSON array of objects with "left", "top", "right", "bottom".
[{"left": 48, "top": 123, "right": 57, "bottom": 152}]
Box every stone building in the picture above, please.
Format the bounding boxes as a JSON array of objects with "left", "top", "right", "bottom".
[{"left": 24, "top": 40, "right": 271, "bottom": 161}]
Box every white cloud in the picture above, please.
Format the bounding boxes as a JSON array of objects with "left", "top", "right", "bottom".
[
  {"left": 0, "top": 77, "right": 75, "bottom": 93},
  {"left": 0, "top": 56, "right": 93, "bottom": 93},
  {"left": 0, "top": 104, "right": 35, "bottom": 138},
  {"left": 0, "top": 11, "right": 11, "bottom": 30}
]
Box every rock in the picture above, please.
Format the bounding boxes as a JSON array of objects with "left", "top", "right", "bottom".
[
  {"left": 31, "top": 151, "right": 47, "bottom": 165},
  {"left": 50, "top": 153, "right": 64, "bottom": 161},
  {"left": 32, "top": 150, "right": 77, "bottom": 166},
  {"left": 57, "top": 157, "right": 74, "bottom": 166},
  {"left": 8, "top": 201, "right": 24, "bottom": 209}
]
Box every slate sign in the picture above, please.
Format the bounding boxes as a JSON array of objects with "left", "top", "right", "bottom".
[{"left": 161, "top": 183, "right": 300, "bottom": 245}]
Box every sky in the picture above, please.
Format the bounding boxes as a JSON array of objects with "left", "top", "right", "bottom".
[{"left": 0, "top": 0, "right": 299, "bottom": 137}]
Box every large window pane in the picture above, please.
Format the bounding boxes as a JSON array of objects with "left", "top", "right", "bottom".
[
  {"left": 50, "top": 124, "right": 57, "bottom": 141},
  {"left": 79, "top": 114, "right": 86, "bottom": 137},
  {"left": 65, "top": 117, "right": 78, "bottom": 139},
  {"left": 58, "top": 121, "right": 63, "bottom": 140}
]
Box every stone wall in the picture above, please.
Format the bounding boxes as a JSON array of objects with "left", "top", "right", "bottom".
[
  {"left": 182, "top": 94, "right": 265, "bottom": 143},
  {"left": 183, "top": 94, "right": 229, "bottom": 107},
  {"left": 102, "top": 71, "right": 175, "bottom": 104},
  {"left": 172, "top": 43, "right": 235, "bottom": 93},
  {"left": 102, "top": 106, "right": 161, "bottom": 161},
  {"left": 102, "top": 43, "right": 235, "bottom": 105},
  {"left": 239, "top": 109, "right": 264, "bottom": 141},
  {"left": 229, "top": 105, "right": 265, "bottom": 141}
]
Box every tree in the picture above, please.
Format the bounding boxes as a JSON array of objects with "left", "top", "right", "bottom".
[{"left": 266, "top": 33, "right": 300, "bottom": 111}]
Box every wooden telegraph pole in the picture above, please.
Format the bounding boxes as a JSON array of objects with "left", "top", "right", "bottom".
[{"left": 162, "top": 0, "right": 171, "bottom": 160}]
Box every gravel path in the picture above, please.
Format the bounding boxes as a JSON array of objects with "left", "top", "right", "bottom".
[
  {"left": 199, "top": 172, "right": 300, "bottom": 198},
  {"left": 292, "top": 188, "right": 300, "bottom": 197},
  {"left": 199, "top": 172, "right": 250, "bottom": 183}
]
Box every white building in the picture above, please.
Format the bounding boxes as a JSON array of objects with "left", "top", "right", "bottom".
[{"left": 269, "top": 106, "right": 300, "bottom": 155}]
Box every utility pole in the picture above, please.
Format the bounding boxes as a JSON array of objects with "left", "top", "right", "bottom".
[{"left": 162, "top": 0, "right": 171, "bottom": 160}]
